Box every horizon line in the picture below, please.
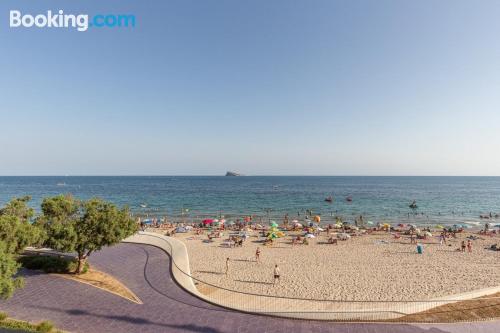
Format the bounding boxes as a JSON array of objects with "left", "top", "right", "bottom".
[{"left": 1, "top": 174, "right": 500, "bottom": 177}]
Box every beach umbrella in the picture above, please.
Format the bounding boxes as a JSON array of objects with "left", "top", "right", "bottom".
[
  {"left": 313, "top": 215, "right": 321, "bottom": 223},
  {"left": 219, "top": 219, "right": 226, "bottom": 224},
  {"left": 305, "top": 233, "right": 315, "bottom": 238},
  {"left": 202, "top": 219, "right": 214, "bottom": 225},
  {"left": 227, "top": 221, "right": 235, "bottom": 225},
  {"left": 293, "top": 222, "right": 303, "bottom": 228},
  {"left": 367, "top": 221, "right": 374, "bottom": 225},
  {"left": 435, "top": 225, "right": 444, "bottom": 229},
  {"left": 292, "top": 219, "right": 299, "bottom": 223},
  {"left": 213, "top": 219, "right": 219, "bottom": 223},
  {"left": 185, "top": 226, "right": 193, "bottom": 230}
]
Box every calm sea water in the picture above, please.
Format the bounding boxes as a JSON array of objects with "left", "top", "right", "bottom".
[{"left": 0, "top": 176, "right": 499, "bottom": 226}]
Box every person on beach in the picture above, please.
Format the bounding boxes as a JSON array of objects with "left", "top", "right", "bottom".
[
  {"left": 410, "top": 231, "right": 416, "bottom": 244},
  {"left": 225, "top": 257, "right": 230, "bottom": 275},
  {"left": 440, "top": 231, "right": 447, "bottom": 245},
  {"left": 467, "top": 240, "right": 472, "bottom": 253},
  {"left": 461, "top": 240, "right": 466, "bottom": 252},
  {"left": 273, "top": 264, "right": 280, "bottom": 285},
  {"left": 255, "top": 247, "right": 261, "bottom": 262}
]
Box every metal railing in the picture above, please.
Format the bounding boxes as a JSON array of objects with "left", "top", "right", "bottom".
[{"left": 142, "top": 232, "right": 500, "bottom": 323}]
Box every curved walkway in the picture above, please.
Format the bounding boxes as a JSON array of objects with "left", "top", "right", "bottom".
[
  {"left": 124, "top": 232, "right": 500, "bottom": 321},
  {"left": 0, "top": 243, "right": 497, "bottom": 333}
]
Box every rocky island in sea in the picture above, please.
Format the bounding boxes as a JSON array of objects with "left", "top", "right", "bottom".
[{"left": 225, "top": 171, "right": 243, "bottom": 176}]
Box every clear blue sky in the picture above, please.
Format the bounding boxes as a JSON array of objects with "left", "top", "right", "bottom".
[{"left": 1, "top": 0, "right": 499, "bottom": 176}]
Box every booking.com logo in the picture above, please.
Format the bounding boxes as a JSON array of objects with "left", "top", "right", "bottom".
[{"left": 9, "top": 10, "right": 136, "bottom": 32}]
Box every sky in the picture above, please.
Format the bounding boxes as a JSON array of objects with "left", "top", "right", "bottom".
[{"left": 1, "top": 0, "right": 499, "bottom": 176}]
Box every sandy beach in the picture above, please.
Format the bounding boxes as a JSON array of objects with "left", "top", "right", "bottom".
[{"left": 171, "top": 229, "right": 500, "bottom": 302}]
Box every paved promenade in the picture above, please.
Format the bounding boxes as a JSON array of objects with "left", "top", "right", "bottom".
[{"left": 0, "top": 243, "right": 498, "bottom": 333}]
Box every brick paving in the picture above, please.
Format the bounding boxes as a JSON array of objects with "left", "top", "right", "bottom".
[{"left": 0, "top": 243, "right": 498, "bottom": 333}]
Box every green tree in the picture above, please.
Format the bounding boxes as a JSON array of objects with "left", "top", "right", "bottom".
[
  {"left": 74, "top": 198, "right": 137, "bottom": 273},
  {"left": 0, "top": 197, "right": 40, "bottom": 299},
  {"left": 0, "top": 196, "right": 34, "bottom": 222},
  {"left": 0, "top": 197, "right": 43, "bottom": 254},
  {"left": 0, "top": 241, "right": 24, "bottom": 299},
  {"left": 39, "top": 196, "right": 137, "bottom": 274},
  {"left": 36, "top": 195, "right": 79, "bottom": 253}
]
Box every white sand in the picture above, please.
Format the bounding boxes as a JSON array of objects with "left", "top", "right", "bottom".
[{"left": 172, "top": 229, "right": 499, "bottom": 301}]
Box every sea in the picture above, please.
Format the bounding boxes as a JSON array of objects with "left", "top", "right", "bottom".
[{"left": 0, "top": 176, "right": 499, "bottom": 227}]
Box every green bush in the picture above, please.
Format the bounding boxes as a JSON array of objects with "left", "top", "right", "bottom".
[
  {"left": 18, "top": 255, "right": 88, "bottom": 274},
  {"left": 0, "top": 312, "right": 7, "bottom": 321},
  {"left": 0, "top": 316, "right": 61, "bottom": 333},
  {"left": 36, "top": 320, "right": 54, "bottom": 333}
]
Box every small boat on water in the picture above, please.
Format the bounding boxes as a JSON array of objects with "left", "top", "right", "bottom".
[
  {"left": 409, "top": 200, "right": 418, "bottom": 209},
  {"left": 324, "top": 196, "right": 333, "bottom": 203},
  {"left": 346, "top": 196, "right": 353, "bottom": 202},
  {"left": 56, "top": 182, "right": 66, "bottom": 186},
  {"left": 140, "top": 203, "right": 147, "bottom": 208}
]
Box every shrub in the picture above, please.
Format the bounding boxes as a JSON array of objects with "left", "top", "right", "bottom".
[
  {"left": 18, "top": 255, "right": 88, "bottom": 274},
  {"left": 0, "top": 312, "right": 7, "bottom": 321},
  {"left": 36, "top": 320, "right": 54, "bottom": 333}
]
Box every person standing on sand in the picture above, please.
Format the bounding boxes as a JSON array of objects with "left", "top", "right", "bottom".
[
  {"left": 467, "top": 240, "right": 472, "bottom": 253},
  {"left": 440, "top": 231, "right": 447, "bottom": 245},
  {"left": 461, "top": 240, "right": 466, "bottom": 252},
  {"left": 273, "top": 264, "right": 280, "bottom": 285},
  {"left": 225, "top": 257, "right": 230, "bottom": 275},
  {"left": 255, "top": 247, "right": 261, "bottom": 262}
]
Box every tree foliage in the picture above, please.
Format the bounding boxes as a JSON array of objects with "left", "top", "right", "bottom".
[
  {"left": 0, "top": 196, "right": 34, "bottom": 222},
  {"left": 0, "top": 194, "right": 137, "bottom": 300},
  {"left": 0, "top": 197, "right": 39, "bottom": 299},
  {"left": 0, "top": 197, "right": 42, "bottom": 254},
  {"left": 0, "top": 241, "right": 24, "bottom": 299},
  {"left": 38, "top": 196, "right": 137, "bottom": 273},
  {"left": 36, "top": 195, "right": 79, "bottom": 253}
]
